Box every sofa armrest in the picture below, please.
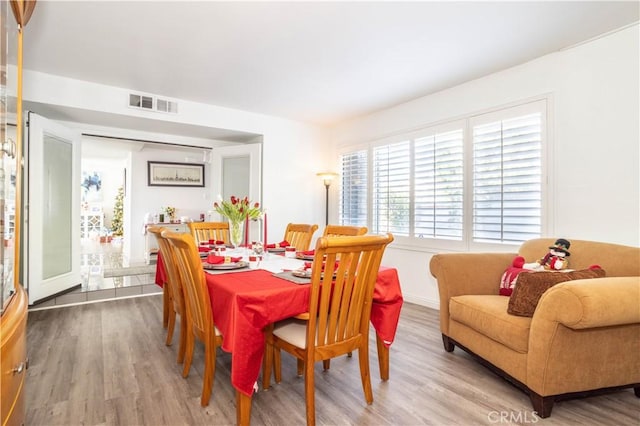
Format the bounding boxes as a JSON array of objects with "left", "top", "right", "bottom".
[
  {"left": 534, "top": 276, "right": 640, "bottom": 329},
  {"left": 429, "top": 252, "right": 516, "bottom": 334},
  {"left": 527, "top": 276, "right": 640, "bottom": 396}
]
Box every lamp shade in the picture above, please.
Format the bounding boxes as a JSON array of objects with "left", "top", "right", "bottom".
[{"left": 317, "top": 172, "right": 338, "bottom": 186}]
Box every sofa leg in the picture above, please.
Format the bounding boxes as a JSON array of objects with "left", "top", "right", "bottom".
[
  {"left": 530, "top": 392, "right": 554, "bottom": 418},
  {"left": 634, "top": 386, "right": 640, "bottom": 398},
  {"left": 442, "top": 334, "right": 454, "bottom": 352}
]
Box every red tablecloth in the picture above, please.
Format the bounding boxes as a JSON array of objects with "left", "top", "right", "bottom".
[
  {"left": 154, "top": 251, "right": 403, "bottom": 397},
  {"left": 205, "top": 267, "right": 403, "bottom": 397},
  {"left": 155, "top": 252, "right": 167, "bottom": 287}
]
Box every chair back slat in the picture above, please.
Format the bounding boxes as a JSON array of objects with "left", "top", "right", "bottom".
[
  {"left": 284, "top": 223, "right": 319, "bottom": 250},
  {"left": 164, "top": 231, "right": 213, "bottom": 338},
  {"left": 188, "top": 221, "right": 230, "bottom": 245}
]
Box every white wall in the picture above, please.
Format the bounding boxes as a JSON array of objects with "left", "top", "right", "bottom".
[
  {"left": 127, "top": 147, "right": 211, "bottom": 263},
  {"left": 332, "top": 25, "right": 640, "bottom": 308},
  {"left": 23, "top": 70, "right": 333, "bottom": 264}
]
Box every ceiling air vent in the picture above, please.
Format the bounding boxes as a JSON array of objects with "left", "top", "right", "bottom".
[
  {"left": 128, "top": 93, "right": 178, "bottom": 114},
  {"left": 156, "top": 98, "right": 178, "bottom": 114},
  {"left": 129, "top": 93, "right": 154, "bottom": 110}
]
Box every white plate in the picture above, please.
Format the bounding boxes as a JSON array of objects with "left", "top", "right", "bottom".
[
  {"left": 295, "top": 253, "right": 315, "bottom": 260},
  {"left": 203, "top": 261, "right": 249, "bottom": 270},
  {"left": 291, "top": 269, "right": 312, "bottom": 278},
  {"left": 267, "top": 247, "right": 286, "bottom": 253}
]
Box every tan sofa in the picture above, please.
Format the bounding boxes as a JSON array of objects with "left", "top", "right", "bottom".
[{"left": 429, "top": 238, "right": 640, "bottom": 417}]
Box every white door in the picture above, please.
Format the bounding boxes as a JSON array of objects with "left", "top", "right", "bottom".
[
  {"left": 25, "top": 112, "right": 81, "bottom": 304},
  {"left": 210, "top": 143, "right": 262, "bottom": 241}
]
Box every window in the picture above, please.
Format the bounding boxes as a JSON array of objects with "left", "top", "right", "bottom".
[
  {"left": 339, "top": 150, "right": 367, "bottom": 227},
  {"left": 472, "top": 111, "right": 542, "bottom": 244},
  {"left": 339, "top": 99, "right": 546, "bottom": 246}
]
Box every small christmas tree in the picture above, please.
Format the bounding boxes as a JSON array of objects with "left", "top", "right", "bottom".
[{"left": 112, "top": 186, "right": 124, "bottom": 237}]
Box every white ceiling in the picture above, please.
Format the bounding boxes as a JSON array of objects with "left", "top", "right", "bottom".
[{"left": 22, "top": 1, "right": 640, "bottom": 133}]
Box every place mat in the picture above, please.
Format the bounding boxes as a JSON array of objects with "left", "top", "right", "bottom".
[
  {"left": 204, "top": 267, "right": 253, "bottom": 275},
  {"left": 273, "top": 271, "right": 311, "bottom": 285}
]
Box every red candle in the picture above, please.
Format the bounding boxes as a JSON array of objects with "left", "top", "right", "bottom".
[
  {"left": 263, "top": 212, "right": 267, "bottom": 244},
  {"left": 244, "top": 217, "right": 249, "bottom": 247}
]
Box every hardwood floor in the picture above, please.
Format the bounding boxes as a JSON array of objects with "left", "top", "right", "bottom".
[{"left": 26, "top": 296, "right": 639, "bottom": 425}]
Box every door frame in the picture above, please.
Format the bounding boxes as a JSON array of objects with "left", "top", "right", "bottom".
[{"left": 210, "top": 142, "right": 263, "bottom": 241}]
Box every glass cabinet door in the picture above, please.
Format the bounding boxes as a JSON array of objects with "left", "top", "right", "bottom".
[{"left": 1, "top": 0, "right": 18, "bottom": 313}]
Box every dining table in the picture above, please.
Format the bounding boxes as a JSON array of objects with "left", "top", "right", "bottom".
[{"left": 155, "top": 249, "right": 403, "bottom": 425}]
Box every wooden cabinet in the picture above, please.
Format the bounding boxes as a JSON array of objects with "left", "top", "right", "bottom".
[
  {"left": 0, "top": 285, "right": 27, "bottom": 426},
  {"left": 1, "top": 1, "right": 36, "bottom": 425}
]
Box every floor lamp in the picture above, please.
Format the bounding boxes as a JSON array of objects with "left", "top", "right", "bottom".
[{"left": 317, "top": 172, "right": 338, "bottom": 226}]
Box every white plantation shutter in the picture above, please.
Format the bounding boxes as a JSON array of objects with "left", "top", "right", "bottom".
[
  {"left": 414, "top": 129, "right": 464, "bottom": 240},
  {"left": 339, "top": 99, "right": 546, "bottom": 247},
  {"left": 472, "top": 109, "right": 543, "bottom": 243},
  {"left": 372, "top": 142, "right": 411, "bottom": 235},
  {"left": 339, "top": 150, "right": 368, "bottom": 227}
]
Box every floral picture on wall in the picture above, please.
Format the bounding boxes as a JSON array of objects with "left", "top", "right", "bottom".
[{"left": 81, "top": 171, "right": 103, "bottom": 202}]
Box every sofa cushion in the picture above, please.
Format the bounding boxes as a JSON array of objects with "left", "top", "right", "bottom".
[
  {"left": 508, "top": 268, "right": 606, "bottom": 317},
  {"left": 450, "top": 295, "right": 531, "bottom": 353}
]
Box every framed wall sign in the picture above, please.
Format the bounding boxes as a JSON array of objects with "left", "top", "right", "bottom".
[{"left": 147, "top": 161, "right": 205, "bottom": 187}]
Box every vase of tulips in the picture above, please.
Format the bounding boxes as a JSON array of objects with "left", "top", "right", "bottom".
[{"left": 213, "top": 196, "right": 262, "bottom": 248}]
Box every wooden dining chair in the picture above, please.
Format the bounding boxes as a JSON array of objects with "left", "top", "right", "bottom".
[
  {"left": 263, "top": 233, "right": 394, "bottom": 426},
  {"left": 315, "top": 224, "right": 367, "bottom": 370},
  {"left": 322, "top": 224, "right": 367, "bottom": 237},
  {"left": 146, "top": 226, "right": 171, "bottom": 329},
  {"left": 150, "top": 227, "right": 188, "bottom": 364},
  {"left": 283, "top": 223, "right": 319, "bottom": 250},
  {"left": 164, "top": 230, "right": 223, "bottom": 407},
  {"left": 188, "top": 221, "right": 230, "bottom": 245}
]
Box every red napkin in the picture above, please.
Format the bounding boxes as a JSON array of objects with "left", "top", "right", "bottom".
[
  {"left": 266, "top": 240, "right": 290, "bottom": 249},
  {"left": 208, "top": 240, "right": 226, "bottom": 245},
  {"left": 206, "top": 254, "right": 242, "bottom": 264},
  {"left": 300, "top": 250, "right": 315, "bottom": 256},
  {"left": 198, "top": 246, "right": 210, "bottom": 253}
]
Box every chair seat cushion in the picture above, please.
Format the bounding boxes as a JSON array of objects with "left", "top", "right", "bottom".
[
  {"left": 449, "top": 295, "right": 531, "bottom": 353},
  {"left": 273, "top": 318, "right": 309, "bottom": 348}
]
